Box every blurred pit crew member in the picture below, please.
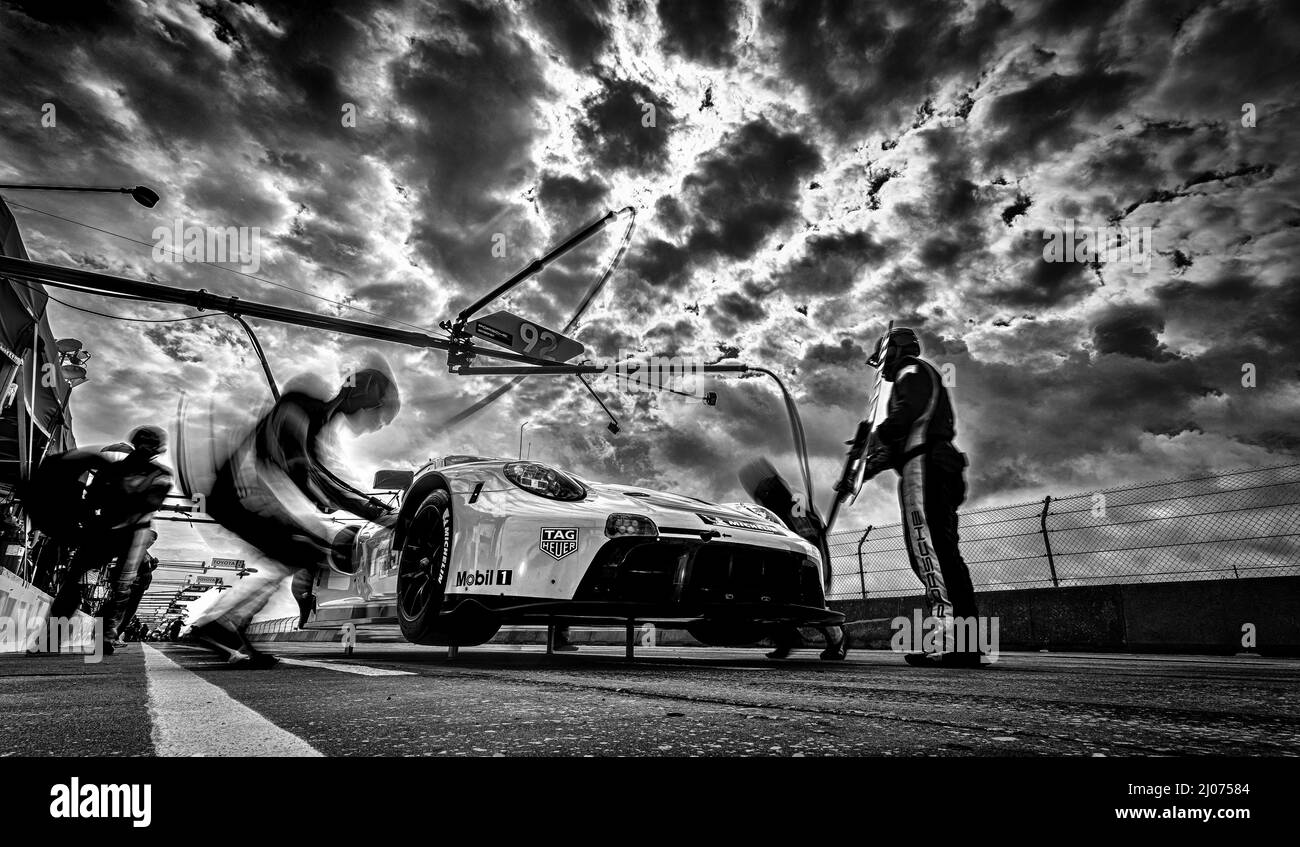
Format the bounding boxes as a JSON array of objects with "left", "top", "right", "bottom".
[
  {"left": 114, "top": 532, "right": 160, "bottom": 641},
  {"left": 190, "top": 365, "right": 400, "bottom": 667},
  {"left": 291, "top": 566, "right": 317, "bottom": 629},
  {"left": 739, "top": 458, "right": 849, "bottom": 661}
]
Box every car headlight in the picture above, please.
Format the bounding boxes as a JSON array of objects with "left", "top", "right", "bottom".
[
  {"left": 605, "top": 514, "right": 658, "bottom": 538},
  {"left": 503, "top": 462, "right": 587, "bottom": 501}
]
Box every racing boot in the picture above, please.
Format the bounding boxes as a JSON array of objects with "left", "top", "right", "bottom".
[
  {"left": 192, "top": 621, "right": 279, "bottom": 668},
  {"left": 819, "top": 626, "right": 849, "bottom": 661},
  {"left": 766, "top": 626, "right": 797, "bottom": 659},
  {"left": 237, "top": 644, "right": 281, "bottom": 669}
]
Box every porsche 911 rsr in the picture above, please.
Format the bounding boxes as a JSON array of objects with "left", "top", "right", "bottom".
[{"left": 316, "top": 456, "right": 842, "bottom": 647}]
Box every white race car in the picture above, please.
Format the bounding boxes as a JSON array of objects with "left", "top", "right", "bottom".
[{"left": 317, "top": 455, "right": 841, "bottom": 647}]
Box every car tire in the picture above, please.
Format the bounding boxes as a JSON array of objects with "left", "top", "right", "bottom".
[
  {"left": 396, "top": 489, "right": 453, "bottom": 644},
  {"left": 439, "top": 608, "right": 502, "bottom": 647}
]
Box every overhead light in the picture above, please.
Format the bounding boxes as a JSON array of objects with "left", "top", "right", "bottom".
[
  {"left": 0, "top": 184, "right": 160, "bottom": 208},
  {"left": 130, "top": 185, "right": 159, "bottom": 208},
  {"left": 60, "top": 364, "right": 87, "bottom": 384}
]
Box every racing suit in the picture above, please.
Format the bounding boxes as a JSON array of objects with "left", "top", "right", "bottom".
[
  {"left": 194, "top": 390, "right": 392, "bottom": 631},
  {"left": 46, "top": 450, "right": 171, "bottom": 642},
  {"left": 115, "top": 552, "right": 158, "bottom": 636},
  {"left": 853, "top": 355, "right": 975, "bottom": 653}
]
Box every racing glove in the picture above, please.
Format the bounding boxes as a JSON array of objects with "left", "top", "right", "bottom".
[
  {"left": 329, "top": 525, "right": 362, "bottom": 574},
  {"left": 858, "top": 447, "right": 894, "bottom": 483},
  {"left": 833, "top": 421, "right": 873, "bottom": 495},
  {"left": 857, "top": 429, "right": 895, "bottom": 484}
]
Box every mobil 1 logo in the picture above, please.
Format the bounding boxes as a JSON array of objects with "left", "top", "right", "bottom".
[
  {"left": 540, "top": 527, "right": 578, "bottom": 560},
  {"left": 455, "top": 569, "right": 512, "bottom": 588}
]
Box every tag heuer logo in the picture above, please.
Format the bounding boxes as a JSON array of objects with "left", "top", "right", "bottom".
[{"left": 540, "top": 527, "right": 578, "bottom": 560}]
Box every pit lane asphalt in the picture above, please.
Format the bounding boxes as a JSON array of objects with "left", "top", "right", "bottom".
[{"left": 2, "top": 639, "right": 1298, "bottom": 756}]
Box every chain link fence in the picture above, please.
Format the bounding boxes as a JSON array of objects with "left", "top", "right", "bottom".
[
  {"left": 244, "top": 616, "right": 299, "bottom": 635},
  {"left": 827, "top": 462, "right": 1300, "bottom": 601}
]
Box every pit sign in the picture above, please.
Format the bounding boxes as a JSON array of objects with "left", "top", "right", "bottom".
[{"left": 467, "top": 310, "right": 584, "bottom": 363}]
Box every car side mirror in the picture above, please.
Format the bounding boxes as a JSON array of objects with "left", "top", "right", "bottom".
[{"left": 372, "top": 469, "right": 414, "bottom": 491}]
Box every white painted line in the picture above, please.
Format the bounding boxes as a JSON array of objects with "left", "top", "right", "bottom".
[
  {"left": 143, "top": 644, "right": 323, "bottom": 757},
  {"left": 277, "top": 657, "right": 416, "bottom": 676}
]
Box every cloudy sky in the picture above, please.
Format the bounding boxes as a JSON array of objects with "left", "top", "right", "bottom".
[{"left": 2, "top": 0, "right": 1298, "bottom": 545}]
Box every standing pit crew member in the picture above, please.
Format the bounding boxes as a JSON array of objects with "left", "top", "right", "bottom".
[{"left": 835, "top": 327, "right": 978, "bottom": 667}]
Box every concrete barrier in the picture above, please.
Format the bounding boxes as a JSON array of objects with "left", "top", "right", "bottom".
[
  {"left": 832, "top": 575, "right": 1300, "bottom": 656},
  {"left": 0, "top": 567, "right": 97, "bottom": 653},
  {"left": 0, "top": 568, "right": 53, "bottom": 632}
]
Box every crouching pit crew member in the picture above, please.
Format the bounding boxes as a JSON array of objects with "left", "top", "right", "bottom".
[{"left": 189, "top": 363, "right": 400, "bottom": 667}]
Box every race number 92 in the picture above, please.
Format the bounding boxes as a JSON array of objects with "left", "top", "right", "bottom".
[{"left": 520, "top": 322, "right": 558, "bottom": 357}]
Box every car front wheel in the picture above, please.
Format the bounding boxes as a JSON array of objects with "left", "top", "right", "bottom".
[{"left": 396, "top": 490, "right": 452, "bottom": 644}]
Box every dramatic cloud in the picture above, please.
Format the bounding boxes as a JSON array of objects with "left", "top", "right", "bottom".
[
  {"left": 576, "top": 77, "right": 675, "bottom": 173},
  {"left": 528, "top": 0, "right": 611, "bottom": 68},
  {"left": 657, "top": 0, "right": 743, "bottom": 66},
  {"left": 1091, "top": 304, "right": 1177, "bottom": 361},
  {"left": 0, "top": 0, "right": 1297, "bottom": 553}
]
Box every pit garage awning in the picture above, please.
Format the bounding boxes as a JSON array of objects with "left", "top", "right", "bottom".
[{"left": 0, "top": 196, "right": 75, "bottom": 492}]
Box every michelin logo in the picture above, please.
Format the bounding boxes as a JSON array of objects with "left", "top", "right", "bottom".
[{"left": 455, "top": 569, "right": 512, "bottom": 588}]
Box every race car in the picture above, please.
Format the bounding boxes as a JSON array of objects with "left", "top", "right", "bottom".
[{"left": 317, "top": 455, "right": 842, "bottom": 647}]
